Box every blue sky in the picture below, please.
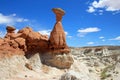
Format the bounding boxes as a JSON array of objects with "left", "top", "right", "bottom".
[{"left": 0, "top": 0, "right": 120, "bottom": 47}]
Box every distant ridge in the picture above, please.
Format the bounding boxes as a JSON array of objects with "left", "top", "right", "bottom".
[{"left": 70, "top": 45, "right": 120, "bottom": 48}]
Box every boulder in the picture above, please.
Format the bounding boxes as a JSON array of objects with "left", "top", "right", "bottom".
[
  {"left": 27, "top": 53, "right": 42, "bottom": 71},
  {"left": 40, "top": 53, "right": 74, "bottom": 69},
  {"left": 6, "top": 25, "right": 16, "bottom": 32},
  {"left": 60, "top": 70, "right": 91, "bottom": 80},
  {"left": 60, "top": 70, "right": 81, "bottom": 80},
  {"left": 5, "top": 26, "right": 17, "bottom": 40},
  {"left": 52, "top": 8, "right": 65, "bottom": 22}
]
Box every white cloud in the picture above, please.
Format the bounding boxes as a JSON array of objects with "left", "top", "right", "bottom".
[
  {"left": 78, "top": 27, "right": 101, "bottom": 33},
  {"left": 99, "top": 10, "right": 103, "bottom": 12},
  {"left": 99, "top": 12, "right": 103, "bottom": 15},
  {"left": 12, "top": 13, "right": 16, "bottom": 16},
  {"left": 38, "top": 30, "right": 68, "bottom": 36},
  {"left": 16, "top": 18, "right": 28, "bottom": 22},
  {"left": 15, "top": 29, "right": 19, "bottom": 33},
  {"left": 110, "top": 36, "right": 120, "bottom": 40},
  {"left": 65, "top": 31, "right": 68, "bottom": 35},
  {"left": 99, "top": 36, "right": 104, "bottom": 39},
  {"left": 38, "top": 30, "right": 51, "bottom": 36},
  {"left": 0, "top": 31, "right": 2, "bottom": 34},
  {"left": 0, "top": 13, "right": 28, "bottom": 25},
  {"left": 102, "top": 39, "right": 105, "bottom": 41},
  {"left": 77, "top": 33, "right": 87, "bottom": 37},
  {"left": 87, "top": 0, "right": 120, "bottom": 13},
  {"left": 67, "top": 36, "right": 72, "bottom": 38},
  {"left": 0, "top": 31, "right": 5, "bottom": 38},
  {"left": 87, "top": 42, "right": 94, "bottom": 45},
  {"left": 99, "top": 36, "right": 105, "bottom": 41},
  {"left": 77, "top": 27, "right": 101, "bottom": 37},
  {"left": 87, "top": 6, "right": 96, "bottom": 13}
]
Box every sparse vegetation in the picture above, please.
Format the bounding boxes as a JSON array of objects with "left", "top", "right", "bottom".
[
  {"left": 84, "top": 49, "right": 92, "bottom": 54},
  {"left": 100, "top": 65, "right": 113, "bottom": 79},
  {"left": 116, "top": 71, "right": 119, "bottom": 74},
  {"left": 89, "top": 69, "right": 93, "bottom": 72},
  {"left": 94, "top": 62, "right": 99, "bottom": 67}
]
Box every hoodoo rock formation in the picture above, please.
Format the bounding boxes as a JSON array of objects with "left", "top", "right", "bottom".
[
  {"left": 0, "top": 8, "right": 73, "bottom": 69},
  {"left": 41, "top": 8, "right": 73, "bottom": 69},
  {"left": 49, "top": 8, "right": 70, "bottom": 53},
  {"left": 0, "top": 26, "right": 25, "bottom": 59}
]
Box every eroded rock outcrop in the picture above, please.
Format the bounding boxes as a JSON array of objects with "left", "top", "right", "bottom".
[
  {"left": 4, "top": 26, "right": 27, "bottom": 51},
  {"left": 0, "top": 26, "right": 24, "bottom": 58},
  {"left": 17, "top": 27, "right": 49, "bottom": 56},
  {"left": 49, "top": 8, "right": 70, "bottom": 53},
  {"left": 0, "top": 8, "right": 70, "bottom": 55},
  {"left": 0, "top": 8, "right": 73, "bottom": 69},
  {"left": 60, "top": 70, "right": 82, "bottom": 80},
  {"left": 40, "top": 53, "right": 74, "bottom": 69},
  {"left": 41, "top": 8, "right": 73, "bottom": 69}
]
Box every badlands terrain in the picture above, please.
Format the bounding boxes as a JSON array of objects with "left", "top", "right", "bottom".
[
  {"left": 0, "top": 8, "right": 120, "bottom": 80},
  {"left": 0, "top": 46, "right": 120, "bottom": 80}
]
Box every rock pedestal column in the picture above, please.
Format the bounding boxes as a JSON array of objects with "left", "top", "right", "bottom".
[{"left": 49, "top": 8, "right": 70, "bottom": 53}]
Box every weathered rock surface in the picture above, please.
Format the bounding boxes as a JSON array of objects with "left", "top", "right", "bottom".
[
  {"left": 40, "top": 53, "right": 74, "bottom": 69},
  {"left": 17, "top": 27, "right": 49, "bottom": 55},
  {"left": 0, "top": 54, "right": 65, "bottom": 80},
  {"left": 0, "top": 26, "right": 25, "bottom": 58},
  {"left": 71, "top": 46, "right": 120, "bottom": 56},
  {"left": 5, "top": 26, "right": 18, "bottom": 39},
  {"left": 27, "top": 53, "right": 42, "bottom": 71},
  {"left": 52, "top": 8, "right": 65, "bottom": 22},
  {"left": 70, "top": 46, "right": 120, "bottom": 80},
  {"left": 49, "top": 8, "right": 70, "bottom": 53},
  {"left": 60, "top": 70, "right": 81, "bottom": 80},
  {"left": 0, "top": 45, "right": 120, "bottom": 80},
  {"left": 0, "top": 55, "right": 28, "bottom": 80}
]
